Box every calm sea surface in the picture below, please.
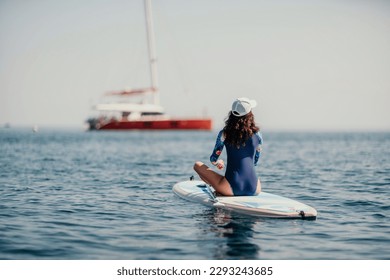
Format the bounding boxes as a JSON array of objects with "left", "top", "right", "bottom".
[{"left": 0, "top": 128, "right": 389, "bottom": 259}]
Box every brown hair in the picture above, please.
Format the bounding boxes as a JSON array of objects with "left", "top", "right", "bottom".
[{"left": 223, "top": 111, "right": 259, "bottom": 147}]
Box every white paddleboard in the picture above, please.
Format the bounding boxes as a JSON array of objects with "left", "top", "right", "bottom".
[{"left": 173, "top": 180, "right": 317, "bottom": 219}]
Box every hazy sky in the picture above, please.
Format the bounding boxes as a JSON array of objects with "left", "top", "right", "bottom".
[{"left": 1, "top": 0, "right": 389, "bottom": 131}]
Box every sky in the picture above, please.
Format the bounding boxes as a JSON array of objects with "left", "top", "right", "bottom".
[{"left": 0, "top": 0, "right": 389, "bottom": 131}]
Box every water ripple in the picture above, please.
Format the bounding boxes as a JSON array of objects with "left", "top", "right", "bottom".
[{"left": 0, "top": 129, "right": 389, "bottom": 259}]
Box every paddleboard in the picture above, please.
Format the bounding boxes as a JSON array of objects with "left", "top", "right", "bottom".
[{"left": 172, "top": 180, "right": 317, "bottom": 219}]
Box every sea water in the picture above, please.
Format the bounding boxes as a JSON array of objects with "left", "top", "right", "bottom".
[{"left": 0, "top": 128, "right": 389, "bottom": 259}]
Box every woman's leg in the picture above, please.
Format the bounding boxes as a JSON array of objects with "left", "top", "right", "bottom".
[{"left": 193, "top": 161, "right": 234, "bottom": 196}]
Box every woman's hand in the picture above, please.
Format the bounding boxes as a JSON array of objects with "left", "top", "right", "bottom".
[{"left": 214, "top": 159, "right": 225, "bottom": 170}]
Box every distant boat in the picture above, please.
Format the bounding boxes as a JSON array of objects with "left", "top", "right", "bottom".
[{"left": 87, "top": 0, "right": 212, "bottom": 131}]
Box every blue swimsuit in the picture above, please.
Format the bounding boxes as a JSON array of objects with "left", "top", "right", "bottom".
[{"left": 210, "top": 130, "right": 263, "bottom": 196}]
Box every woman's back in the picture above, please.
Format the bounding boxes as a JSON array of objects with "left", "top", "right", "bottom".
[{"left": 225, "top": 133, "right": 261, "bottom": 195}]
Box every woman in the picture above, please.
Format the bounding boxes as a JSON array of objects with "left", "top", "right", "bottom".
[{"left": 194, "top": 97, "right": 263, "bottom": 196}]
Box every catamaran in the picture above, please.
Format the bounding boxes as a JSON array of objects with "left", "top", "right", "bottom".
[{"left": 87, "top": 0, "right": 212, "bottom": 130}]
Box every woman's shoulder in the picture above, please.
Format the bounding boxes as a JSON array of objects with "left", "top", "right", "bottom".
[
  {"left": 253, "top": 130, "right": 263, "bottom": 143},
  {"left": 217, "top": 129, "right": 225, "bottom": 142}
]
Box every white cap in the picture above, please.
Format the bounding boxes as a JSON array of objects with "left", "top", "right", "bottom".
[{"left": 231, "top": 97, "right": 257, "bottom": 117}]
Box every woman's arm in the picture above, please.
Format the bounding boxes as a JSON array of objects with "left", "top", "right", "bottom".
[
  {"left": 254, "top": 131, "right": 263, "bottom": 166},
  {"left": 210, "top": 130, "right": 225, "bottom": 167}
]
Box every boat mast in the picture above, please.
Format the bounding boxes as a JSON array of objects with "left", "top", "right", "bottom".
[{"left": 144, "top": 0, "right": 159, "bottom": 105}]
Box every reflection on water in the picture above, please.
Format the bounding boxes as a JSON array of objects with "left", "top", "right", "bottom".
[{"left": 199, "top": 209, "right": 261, "bottom": 260}]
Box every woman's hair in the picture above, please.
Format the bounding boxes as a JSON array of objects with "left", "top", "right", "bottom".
[{"left": 223, "top": 111, "right": 259, "bottom": 147}]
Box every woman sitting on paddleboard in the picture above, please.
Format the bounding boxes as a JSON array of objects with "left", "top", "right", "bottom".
[{"left": 194, "top": 97, "right": 263, "bottom": 196}]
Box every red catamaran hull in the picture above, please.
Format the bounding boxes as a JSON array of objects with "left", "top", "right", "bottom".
[{"left": 93, "top": 118, "right": 212, "bottom": 130}]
